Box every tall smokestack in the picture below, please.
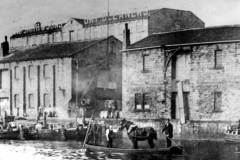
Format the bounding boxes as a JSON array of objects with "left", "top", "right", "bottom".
[
  {"left": 1, "top": 36, "right": 9, "bottom": 57},
  {"left": 123, "top": 23, "right": 130, "bottom": 50}
]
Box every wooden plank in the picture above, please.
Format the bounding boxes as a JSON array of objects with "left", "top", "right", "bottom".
[
  {"left": 177, "top": 81, "right": 185, "bottom": 124},
  {"left": 85, "top": 144, "right": 170, "bottom": 154}
]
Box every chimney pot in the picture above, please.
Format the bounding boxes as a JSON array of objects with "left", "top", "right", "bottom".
[
  {"left": 1, "top": 36, "right": 9, "bottom": 57},
  {"left": 123, "top": 23, "right": 130, "bottom": 50}
]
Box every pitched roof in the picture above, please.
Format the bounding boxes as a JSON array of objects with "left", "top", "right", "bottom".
[
  {"left": 128, "top": 25, "right": 240, "bottom": 49},
  {"left": 72, "top": 18, "right": 85, "bottom": 24},
  {"left": 0, "top": 37, "right": 114, "bottom": 63}
]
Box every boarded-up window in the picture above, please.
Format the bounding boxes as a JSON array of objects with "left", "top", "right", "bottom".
[
  {"left": 142, "top": 54, "right": 151, "bottom": 72},
  {"left": 28, "top": 94, "right": 34, "bottom": 108},
  {"left": 214, "top": 50, "right": 223, "bottom": 68},
  {"left": 135, "top": 93, "right": 151, "bottom": 110},
  {"left": 43, "top": 93, "right": 50, "bottom": 107},
  {"left": 43, "top": 64, "right": 50, "bottom": 78},
  {"left": 14, "top": 94, "right": 20, "bottom": 108},
  {"left": 214, "top": 91, "right": 222, "bottom": 112},
  {"left": 14, "top": 66, "right": 20, "bottom": 80}
]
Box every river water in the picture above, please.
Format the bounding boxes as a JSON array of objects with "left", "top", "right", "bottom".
[{"left": 0, "top": 140, "right": 239, "bottom": 160}]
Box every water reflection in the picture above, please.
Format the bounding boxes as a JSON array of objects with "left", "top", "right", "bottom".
[{"left": 0, "top": 140, "right": 239, "bottom": 160}]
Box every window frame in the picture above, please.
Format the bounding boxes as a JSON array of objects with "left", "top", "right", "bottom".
[
  {"left": 213, "top": 91, "right": 222, "bottom": 112},
  {"left": 134, "top": 92, "right": 151, "bottom": 112},
  {"left": 214, "top": 49, "right": 223, "bottom": 69},
  {"left": 43, "top": 64, "right": 50, "bottom": 79},
  {"left": 43, "top": 93, "right": 50, "bottom": 107},
  {"left": 14, "top": 94, "right": 20, "bottom": 108},
  {"left": 14, "top": 66, "right": 20, "bottom": 80},
  {"left": 28, "top": 94, "right": 34, "bottom": 109},
  {"left": 28, "top": 65, "right": 34, "bottom": 80},
  {"left": 142, "top": 54, "right": 150, "bottom": 73}
]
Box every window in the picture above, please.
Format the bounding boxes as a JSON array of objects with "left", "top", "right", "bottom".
[
  {"left": 14, "top": 66, "right": 20, "bottom": 80},
  {"left": 0, "top": 69, "right": 8, "bottom": 89},
  {"left": 69, "top": 30, "right": 74, "bottom": 41},
  {"left": 214, "top": 91, "right": 222, "bottom": 112},
  {"left": 142, "top": 54, "right": 150, "bottom": 72},
  {"left": 214, "top": 50, "right": 223, "bottom": 69},
  {"left": 135, "top": 93, "right": 151, "bottom": 111},
  {"left": 43, "top": 64, "right": 50, "bottom": 78},
  {"left": 28, "top": 65, "right": 34, "bottom": 80},
  {"left": 14, "top": 94, "right": 20, "bottom": 108},
  {"left": 28, "top": 94, "right": 34, "bottom": 108},
  {"left": 43, "top": 93, "right": 50, "bottom": 107}
]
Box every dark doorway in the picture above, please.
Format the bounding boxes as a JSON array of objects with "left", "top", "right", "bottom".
[
  {"left": 183, "top": 92, "right": 190, "bottom": 121},
  {"left": 171, "top": 92, "right": 177, "bottom": 119}
]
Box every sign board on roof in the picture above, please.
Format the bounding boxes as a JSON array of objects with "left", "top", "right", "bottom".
[{"left": 84, "top": 11, "right": 149, "bottom": 26}]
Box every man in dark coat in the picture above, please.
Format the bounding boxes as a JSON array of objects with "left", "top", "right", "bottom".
[
  {"left": 106, "top": 125, "right": 114, "bottom": 148},
  {"left": 162, "top": 119, "right": 173, "bottom": 147}
]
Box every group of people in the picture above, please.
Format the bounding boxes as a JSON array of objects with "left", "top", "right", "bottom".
[{"left": 102, "top": 119, "right": 174, "bottom": 148}]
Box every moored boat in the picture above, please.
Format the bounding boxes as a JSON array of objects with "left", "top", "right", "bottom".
[
  {"left": 85, "top": 144, "right": 183, "bottom": 154},
  {"left": 0, "top": 129, "right": 20, "bottom": 140},
  {"left": 224, "top": 124, "right": 240, "bottom": 142},
  {"left": 224, "top": 129, "right": 240, "bottom": 143},
  {"left": 65, "top": 127, "right": 87, "bottom": 141}
]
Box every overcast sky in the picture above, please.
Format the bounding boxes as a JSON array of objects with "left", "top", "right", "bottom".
[{"left": 0, "top": 0, "right": 240, "bottom": 41}]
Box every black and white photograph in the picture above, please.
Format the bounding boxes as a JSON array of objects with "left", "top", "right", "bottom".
[{"left": 0, "top": 0, "right": 240, "bottom": 159}]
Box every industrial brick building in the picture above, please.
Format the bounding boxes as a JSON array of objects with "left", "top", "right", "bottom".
[
  {"left": 0, "top": 36, "right": 122, "bottom": 120},
  {"left": 10, "top": 8, "right": 204, "bottom": 49},
  {"left": 122, "top": 25, "right": 240, "bottom": 138}
]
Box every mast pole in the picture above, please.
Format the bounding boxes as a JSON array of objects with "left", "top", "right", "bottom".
[{"left": 106, "top": 0, "right": 110, "bottom": 68}]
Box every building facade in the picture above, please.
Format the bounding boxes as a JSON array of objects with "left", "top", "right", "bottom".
[
  {"left": 122, "top": 26, "right": 240, "bottom": 138},
  {"left": 10, "top": 8, "right": 204, "bottom": 49},
  {"left": 0, "top": 36, "right": 122, "bottom": 120}
]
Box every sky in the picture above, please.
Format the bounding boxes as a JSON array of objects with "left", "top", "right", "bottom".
[{"left": 0, "top": 0, "right": 240, "bottom": 41}]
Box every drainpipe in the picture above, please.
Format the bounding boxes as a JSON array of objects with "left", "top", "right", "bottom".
[{"left": 162, "top": 45, "right": 167, "bottom": 113}]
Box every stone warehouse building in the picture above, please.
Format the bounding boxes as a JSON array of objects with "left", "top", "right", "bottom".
[
  {"left": 0, "top": 36, "right": 122, "bottom": 120},
  {"left": 122, "top": 25, "right": 240, "bottom": 138},
  {"left": 10, "top": 8, "right": 204, "bottom": 49}
]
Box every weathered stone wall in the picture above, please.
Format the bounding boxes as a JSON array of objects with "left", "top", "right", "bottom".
[
  {"left": 190, "top": 43, "right": 240, "bottom": 121},
  {"left": 122, "top": 42, "right": 240, "bottom": 138},
  {"left": 122, "top": 49, "right": 172, "bottom": 119}
]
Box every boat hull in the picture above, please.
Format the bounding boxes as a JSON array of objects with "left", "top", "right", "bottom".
[
  {"left": 224, "top": 133, "right": 240, "bottom": 143},
  {"left": 65, "top": 128, "right": 87, "bottom": 141},
  {"left": 0, "top": 130, "right": 20, "bottom": 140},
  {"left": 85, "top": 144, "right": 183, "bottom": 154}
]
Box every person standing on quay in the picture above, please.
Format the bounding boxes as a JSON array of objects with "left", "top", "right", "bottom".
[{"left": 162, "top": 119, "right": 173, "bottom": 147}]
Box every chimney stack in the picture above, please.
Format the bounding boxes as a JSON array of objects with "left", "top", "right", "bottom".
[
  {"left": 1, "top": 36, "right": 9, "bottom": 57},
  {"left": 123, "top": 23, "right": 130, "bottom": 50}
]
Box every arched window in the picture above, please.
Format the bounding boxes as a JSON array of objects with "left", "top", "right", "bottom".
[
  {"left": 28, "top": 94, "right": 34, "bottom": 108},
  {"left": 43, "top": 93, "right": 50, "bottom": 107}
]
